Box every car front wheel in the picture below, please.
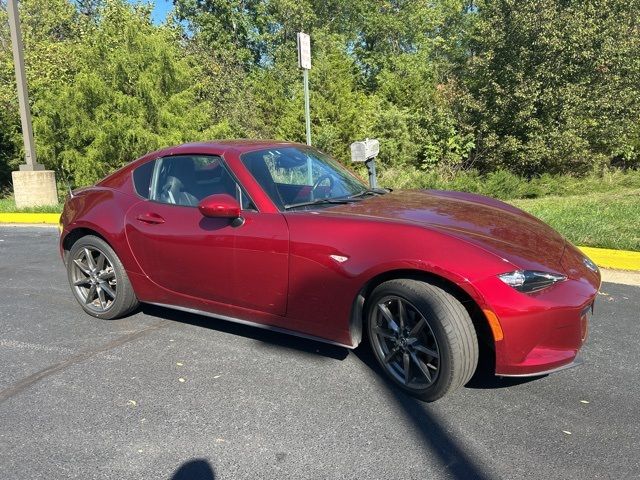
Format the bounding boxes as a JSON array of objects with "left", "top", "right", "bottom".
[
  {"left": 366, "top": 279, "right": 478, "bottom": 402},
  {"left": 67, "top": 235, "right": 139, "bottom": 319}
]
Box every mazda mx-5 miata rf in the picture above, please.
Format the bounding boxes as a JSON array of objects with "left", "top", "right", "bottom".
[{"left": 59, "top": 141, "right": 600, "bottom": 401}]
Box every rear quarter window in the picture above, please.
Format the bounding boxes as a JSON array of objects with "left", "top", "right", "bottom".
[{"left": 132, "top": 160, "right": 155, "bottom": 198}]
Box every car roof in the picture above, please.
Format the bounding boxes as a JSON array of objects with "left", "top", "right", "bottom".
[
  {"left": 96, "top": 139, "right": 307, "bottom": 189},
  {"left": 155, "top": 139, "right": 302, "bottom": 156}
]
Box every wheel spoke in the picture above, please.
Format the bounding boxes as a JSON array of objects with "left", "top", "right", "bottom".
[
  {"left": 397, "top": 298, "right": 406, "bottom": 330},
  {"left": 414, "top": 344, "right": 439, "bottom": 359},
  {"left": 73, "top": 259, "right": 91, "bottom": 275},
  {"left": 85, "top": 285, "right": 97, "bottom": 304},
  {"left": 373, "top": 325, "right": 396, "bottom": 340},
  {"left": 403, "top": 352, "right": 410, "bottom": 385},
  {"left": 97, "top": 286, "right": 107, "bottom": 309},
  {"left": 84, "top": 248, "right": 96, "bottom": 270},
  {"left": 410, "top": 352, "right": 433, "bottom": 383},
  {"left": 100, "top": 282, "right": 116, "bottom": 299},
  {"left": 73, "top": 277, "right": 91, "bottom": 286},
  {"left": 409, "top": 318, "right": 426, "bottom": 337},
  {"left": 383, "top": 346, "right": 400, "bottom": 364},
  {"left": 377, "top": 303, "right": 399, "bottom": 333},
  {"left": 96, "top": 253, "right": 106, "bottom": 271}
]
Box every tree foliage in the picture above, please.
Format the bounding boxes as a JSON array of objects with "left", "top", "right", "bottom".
[
  {"left": 31, "top": 0, "right": 221, "bottom": 184},
  {"left": 0, "top": 0, "right": 639, "bottom": 189},
  {"left": 463, "top": 0, "right": 640, "bottom": 176}
]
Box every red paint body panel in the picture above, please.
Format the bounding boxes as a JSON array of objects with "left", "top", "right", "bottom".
[
  {"left": 124, "top": 203, "right": 289, "bottom": 316},
  {"left": 60, "top": 140, "right": 600, "bottom": 375},
  {"left": 327, "top": 190, "right": 568, "bottom": 274}
]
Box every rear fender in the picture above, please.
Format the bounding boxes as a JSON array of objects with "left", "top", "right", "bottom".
[{"left": 60, "top": 188, "right": 143, "bottom": 275}]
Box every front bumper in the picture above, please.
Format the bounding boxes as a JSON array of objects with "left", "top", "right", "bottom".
[
  {"left": 499, "top": 355, "right": 584, "bottom": 377},
  {"left": 473, "top": 271, "right": 598, "bottom": 377}
]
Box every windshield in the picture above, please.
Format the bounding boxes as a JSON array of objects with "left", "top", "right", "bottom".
[{"left": 240, "top": 146, "right": 368, "bottom": 210}]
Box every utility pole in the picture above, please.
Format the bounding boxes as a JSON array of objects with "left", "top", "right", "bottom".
[
  {"left": 7, "top": 0, "right": 58, "bottom": 207},
  {"left": 7, "top": 0, "right": 41, "bottom": 171}
]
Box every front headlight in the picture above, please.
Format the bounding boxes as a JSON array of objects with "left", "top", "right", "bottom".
[{"left": 498, "top": 270, "right": 567, "bottom": 293}]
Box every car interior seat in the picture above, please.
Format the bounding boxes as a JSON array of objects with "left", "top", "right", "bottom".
[
  {"left": 243, "top": 156, "right": 284, "bottom": 209},
  {"left": 160, "top": 158, "right": 199, "bottom": 206},
  {"left": 159, "top": 176, "right": 199, "bottom": 206}
]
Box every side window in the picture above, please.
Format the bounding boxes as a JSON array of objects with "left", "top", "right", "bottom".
[
  {"left": 132, "top": 160, "right": 155, "bottom": 199},
  {"left": 149, "top": 155, "right": 256, "bottom": 210}
]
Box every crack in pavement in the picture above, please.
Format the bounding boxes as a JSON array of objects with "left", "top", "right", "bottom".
[
  {"left": 0, "top": 339, "right": 122, "bottom": 361},
  {"left": 0, "top": 320, "right": 170, "bottom": 404}
]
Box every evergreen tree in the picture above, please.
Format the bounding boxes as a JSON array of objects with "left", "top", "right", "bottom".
[{"left": 33, "top": 0, "right": 218, "bottom": 185}]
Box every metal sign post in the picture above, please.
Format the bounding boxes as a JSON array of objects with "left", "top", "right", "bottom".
[
  {"left": 350, "top": 139, "right": 380, "bottom": 188},
  {"left": 303, "top": 69, "right": 311, "bottom": 146},
  {"left": 297, "top": 32, "right": 312, "bottom": 146}
]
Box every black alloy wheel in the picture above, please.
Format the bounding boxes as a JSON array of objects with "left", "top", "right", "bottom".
[
  {"left": 370, "top": 295, "right": 441, "bottom": 388},
  {"left": 367, "top": 279, "right": 478, "bottom": 401},
  {"left": 67, "top": 235, "right": 139, "bottom": 319}
]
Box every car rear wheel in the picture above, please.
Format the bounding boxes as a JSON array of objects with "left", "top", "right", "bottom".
[
  {"left": 366, "top": 279, "right": 478, "bottom": 401},
  {"left": 67, "top": 235, "right": 139, "bottom": 319}
]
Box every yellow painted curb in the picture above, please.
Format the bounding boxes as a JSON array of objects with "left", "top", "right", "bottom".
[
  {"left": 0, "top": 213, "right": 60, "bottom": 224},
  {"left": 579, "top": 246, "right": 640, "bottom": 272}
]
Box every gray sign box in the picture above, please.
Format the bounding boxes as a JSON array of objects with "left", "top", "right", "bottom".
[{"left": 350, "top": 139, "right": 380, "bottom": 162}]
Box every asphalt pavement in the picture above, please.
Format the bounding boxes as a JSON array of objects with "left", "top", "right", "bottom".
[{"left": 1, "top": 226, "right": 639, "bottom": 480}]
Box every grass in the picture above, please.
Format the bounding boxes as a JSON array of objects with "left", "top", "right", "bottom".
[
  {"left": 510, "top": 189, "right": 640, "bottom": 251},
  {"left": 0, "top": 197, "right": 63, "bottom": 213}
]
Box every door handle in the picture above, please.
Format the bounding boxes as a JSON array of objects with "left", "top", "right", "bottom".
[{"left": 136, "top": 212, "right": 165, "bottom": 224}]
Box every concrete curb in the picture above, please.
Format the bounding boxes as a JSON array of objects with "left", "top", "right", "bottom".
[
  {"left": 600, "top": 269, "right": 640, "bottom": 287},
  {"left": 1, "top": 214, "right": 638, "bottom": 272},
  {"left": 0, "top": 213, "right": 60, "bottom": 224}
]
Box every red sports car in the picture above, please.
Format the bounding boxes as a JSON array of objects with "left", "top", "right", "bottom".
[{"left": 59, "top": 141, "right": 600, "bottom": 401}]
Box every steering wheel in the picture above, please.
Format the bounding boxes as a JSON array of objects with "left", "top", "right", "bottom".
[{"left": 311, "top": 174, "right": 334, "bottom": 199}]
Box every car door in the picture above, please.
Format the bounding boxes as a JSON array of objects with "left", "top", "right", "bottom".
[{"left": 125, "top": 154, "right": 289, "bottom": 316}]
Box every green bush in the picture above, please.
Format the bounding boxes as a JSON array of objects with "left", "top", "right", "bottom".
[{"left": 377, "top": 167, "right": 640, "bottom": 200}]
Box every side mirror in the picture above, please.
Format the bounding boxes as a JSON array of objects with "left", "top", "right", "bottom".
[{"left": 198, "top": 194, "right": 241, "bottom": 219}]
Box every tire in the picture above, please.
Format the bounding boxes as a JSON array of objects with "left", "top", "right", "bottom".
[
  {"left": 67, "top": 235, "right": 139, "bottom": 319},
  {"left": 366, "top": 279, "right": 478, "bottom": 402}
]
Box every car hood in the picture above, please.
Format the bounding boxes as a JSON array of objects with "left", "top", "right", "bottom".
[{"left": 325, "top": 190, "right": 568, "bottom": 273}]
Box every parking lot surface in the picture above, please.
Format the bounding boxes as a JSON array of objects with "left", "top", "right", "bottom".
[{"left": 1, "top": 226, "right": 639, "bottom": 479}]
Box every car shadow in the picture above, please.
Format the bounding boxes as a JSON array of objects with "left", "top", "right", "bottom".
[{"left": 140, "top": 304, "right": 349, "bottom": 361}]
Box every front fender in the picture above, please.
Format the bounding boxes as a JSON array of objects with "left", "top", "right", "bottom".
[{"left": 285, "top": 213, "right": 511, "bottom": 346}]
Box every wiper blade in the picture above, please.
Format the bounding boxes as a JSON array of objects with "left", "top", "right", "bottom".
[
  {"left": 285, "top": 198, "right": 360, "bottom": 209},
  {"left": 349, "top": 187, "right": 389, "bottom": 199}
]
